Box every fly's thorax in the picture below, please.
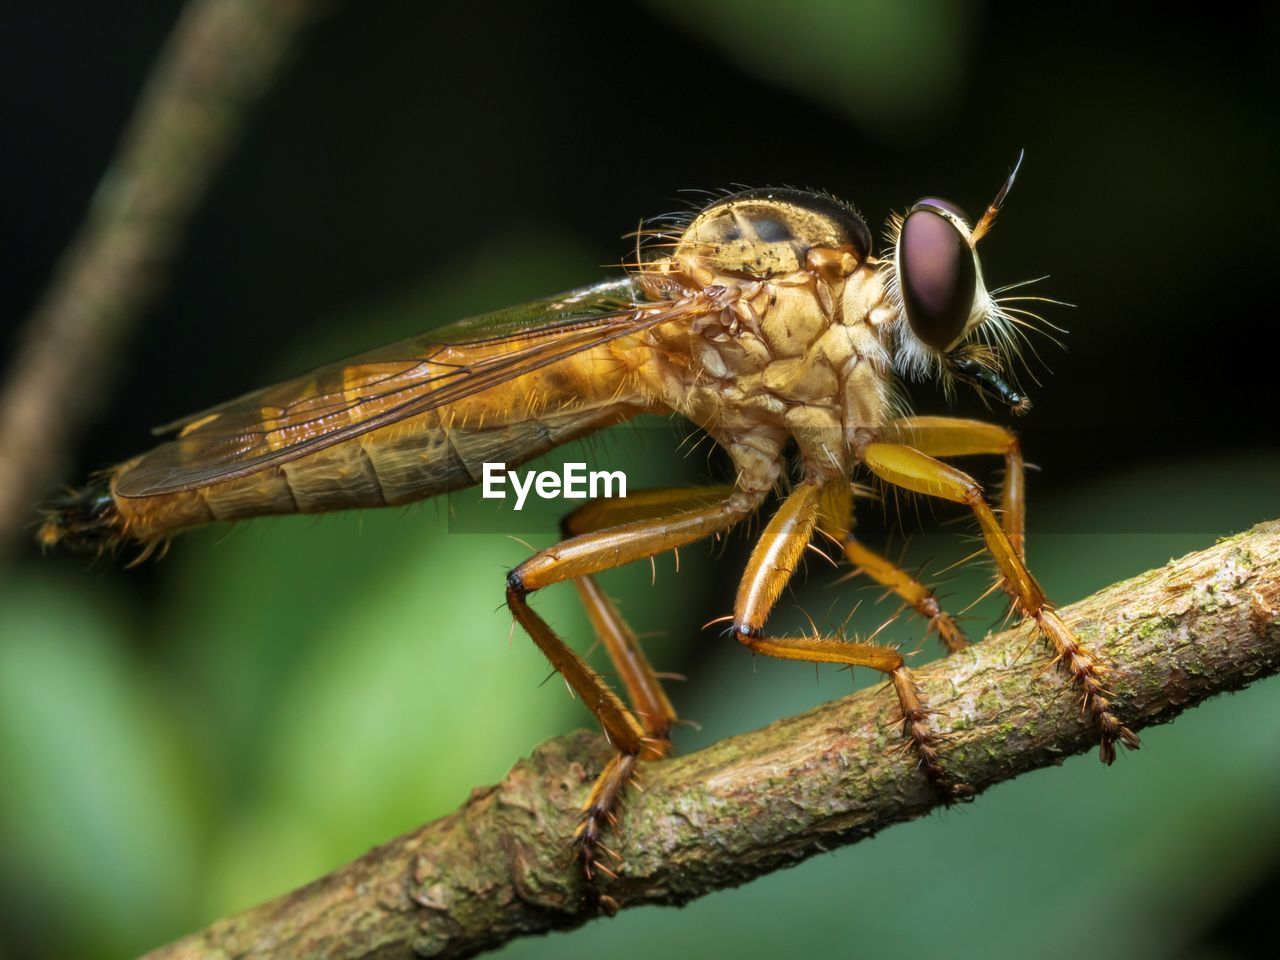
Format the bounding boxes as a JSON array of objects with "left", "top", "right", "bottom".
[
  {"left": 764, "top": 264, "right": 897, "bottom": 478},
  {"left": 635, "top": 186, "right": 881, "bottom": 392},
  {"left": 666, "top": 188, "right": 872, "bottom": 285},
  {"left": 838, "top": 264, "right": 898, "bottom": 448},
  {"left": 634, "top": 266, "right": 898, "bottom": 483},
  {"left": 628, "top": 187, "right": 903, "bottom": 482}
]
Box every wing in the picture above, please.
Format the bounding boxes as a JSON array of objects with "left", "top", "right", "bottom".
[{"left": 116, "top": 278, "right": 697, "bottom": 498}]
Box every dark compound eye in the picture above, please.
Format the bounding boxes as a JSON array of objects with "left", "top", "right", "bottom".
[
  {"left": 898, "top": 203, "right": 977, "bottom": 350},
  {"left": 913, "top": 197, "right": 970, "bottom": 223}
]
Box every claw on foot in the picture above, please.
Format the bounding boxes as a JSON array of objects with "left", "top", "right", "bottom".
[
  {"left": 920, "top": 596, "right": 969, "bottom": 653},
  {"left": 891, "top": 667, "right": 973, "bottom": 802},
  {"left": 1036, "top": 609, "right": 1140, "bottom": 763},
  {"left": 576, "top": 752, "right": 638, "bottom": 913}
]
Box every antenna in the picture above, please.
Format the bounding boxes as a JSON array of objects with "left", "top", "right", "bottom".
[{"left": 971, "top": 149, "right": 1025, "bottom": 244}]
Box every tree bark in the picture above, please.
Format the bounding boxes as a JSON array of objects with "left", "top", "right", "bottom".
[{"left": 147, "top": 520, "right": 1280, "bottom": 960}]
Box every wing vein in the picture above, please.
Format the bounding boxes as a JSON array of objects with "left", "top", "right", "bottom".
[{"left": 117, "top": 279, "right": 706, "bottom": 498}]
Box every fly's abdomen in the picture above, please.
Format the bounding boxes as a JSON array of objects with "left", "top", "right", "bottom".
[
  {"left": 35, "top": 477, "right": 126, "bottom": 555},
  {"left": 105, "top": 345, "right": 646, "bottom": 544}
]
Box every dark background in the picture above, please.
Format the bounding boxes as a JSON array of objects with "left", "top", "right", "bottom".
[
  {"left": 2, "top": 3, "right": 1277, "bottom": 959},
  {"left": 6, "top": 3, "right": 1277, "bottom": 485}
]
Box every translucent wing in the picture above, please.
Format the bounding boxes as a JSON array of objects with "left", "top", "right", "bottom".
[{"left": 116, "top": 278, "right": 691, "bottom": 497}]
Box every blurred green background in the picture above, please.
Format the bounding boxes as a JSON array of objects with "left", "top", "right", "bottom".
[{"left": 2, "top": 2, "right": 1278, "bottom": 958}]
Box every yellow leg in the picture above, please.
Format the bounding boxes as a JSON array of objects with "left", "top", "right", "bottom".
[
  {"left": 736, "top": 482, "right": 966, "bottom": 798},
  {"left": 558, "top": 488, "right": 734, "bottom": 753},
  {"left": 818, "top": 483, "right": 968, "bottom": 653},
  {"left": 506, "top": 486, "right": 759, "bottom": 909},
  {"left": 860, "top": 441, "right": 1139, "bottom": 763},
  {"left": 570, "top": 577, "right": 677, "bottom": 748},
  {"left": 818, "top": 416, "right": 1026, "bottom": 653},
  {"left": 883, "top": 416, "right": 1026, "bottom": 560}
]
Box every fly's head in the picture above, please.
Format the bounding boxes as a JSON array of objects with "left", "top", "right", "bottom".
[{"left": 881, "top": 153, "right": 1048, "bottom": 416}]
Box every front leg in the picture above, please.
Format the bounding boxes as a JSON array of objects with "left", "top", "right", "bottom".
[
  {"left": 883, "top": 415, "right": 1027, "bottom": 559},
  {"left": 817, "top": 416, "right": 1027, "bottom": 654},
  {"left": 860, "top": 441, "right": 1140, "bottom": 762}
]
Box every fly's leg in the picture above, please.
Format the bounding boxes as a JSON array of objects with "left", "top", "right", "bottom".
[
  {"left": 883, "top": 416, "right": 1026, "bottom": 559},
  {"left": 566, "top": 578, "right": 662, "bottom": 912},
  {"left": 821, "top": 416, "right": 1027, "bottom": 653},
  {"left": 738, "top": 482, "right": 965, "bottom": 799},
  {"left": 560, "top": 488, "right": 734, "bottom": 897},
  {"left": 859, "top": 441, "right": 1140, "bottom": 762},
  {"left": 571, "top": 576, "right": 677, "bottom": 750},
  {"left": 818, "top": 484, "right": 968, "bottom": 653},
  {"left": 561, "top": 487, "right": 736, "bottom": 745},
  {"left": 506, "top": 486, "right": 760, "bottom": 911}
]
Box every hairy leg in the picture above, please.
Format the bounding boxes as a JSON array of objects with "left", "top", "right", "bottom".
[
  {"left": 818, "top": 416, "right": 1028, "bottom": 653},
  {"left": 506, "top": 486, "right": 759, "bottom": 909},
  {"left": 882, "top": 416, "right": 1026, "bottom": 559},
  {"left": 818, "top": 483, "right": 968, "bottom": 653},
  {"left": 860, "top": 441, "right": 1139, "bottom": 762},
  {"left": 735, "top": 481, "right": 966, "bottom": 798}
]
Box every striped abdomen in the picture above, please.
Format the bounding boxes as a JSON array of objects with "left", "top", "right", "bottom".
[{"left": 61, "top": 340, "right": 649, "bottom": 548}]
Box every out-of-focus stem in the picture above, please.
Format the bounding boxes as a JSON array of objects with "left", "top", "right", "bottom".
[{"left": 0, "top": 0, "right": 327, "bottom": 555}]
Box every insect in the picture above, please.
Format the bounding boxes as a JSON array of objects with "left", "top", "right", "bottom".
[{"left": 39, "top": 158, "right": 1139, "bottom": 912}]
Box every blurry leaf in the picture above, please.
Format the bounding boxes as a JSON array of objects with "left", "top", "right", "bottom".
[
  {"left": 646, "top": 0, "right": 978, "bottom": 139},
  {"left": 201, "top": 522, "right": 579, "bottom": 910},
  {"left": 0, "top": 575, "right": 203, "bottom": 959}
]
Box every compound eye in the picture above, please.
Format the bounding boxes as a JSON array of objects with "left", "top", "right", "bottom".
[
  {"left": 898, "top": 203, "right": 977, "bottom": 350},
  {"left": 914, "top": 197, "right": 970, "bottom": 223}
]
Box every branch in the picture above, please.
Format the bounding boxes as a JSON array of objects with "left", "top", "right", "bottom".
[
  {"left": 0, "top": 0, "right": 327, "bottom": 553},
  {"left": 146, "top": 521, "right": 1280, "bottom": 960}
]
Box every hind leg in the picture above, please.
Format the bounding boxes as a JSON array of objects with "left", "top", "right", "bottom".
[
  {"left": 507, "top": 486, "right": 759, "bottom": 910},
  {"left": 561, "top": 490, "right": 737, "bottom": 903}
]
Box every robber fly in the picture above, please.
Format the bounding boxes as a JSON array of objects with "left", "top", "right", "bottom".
[{"left": 40, "top": 158, "right": 1139, "bottom": 912}]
